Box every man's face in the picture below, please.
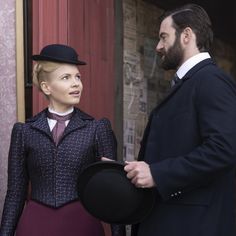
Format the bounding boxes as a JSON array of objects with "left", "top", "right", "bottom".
[{"left": 156, "top": 16, "right": 184, "bottom": 70}]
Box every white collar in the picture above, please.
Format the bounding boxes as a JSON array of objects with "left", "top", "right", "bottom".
[
  {"left": 48, "top": 107, "right": 74, "bottom": 116},
  {"left": 176, "top": 52, "right": 211, "bottom": 79}
]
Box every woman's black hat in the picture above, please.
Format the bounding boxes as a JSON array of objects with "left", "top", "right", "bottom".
[
  {"left": 78, "top": 161, "right": 155, "bottom": 224},
  {"left": 32, "top": 44, "right": 86, "bottom": 65}
]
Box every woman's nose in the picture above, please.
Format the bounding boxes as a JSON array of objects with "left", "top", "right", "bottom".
[{"left": 72, "top": 77, "right": 80, "bottom": 86}]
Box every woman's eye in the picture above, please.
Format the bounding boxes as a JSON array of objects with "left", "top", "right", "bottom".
[
  {"left": 76, "top": 75, "right": 81, "bottom": 80},
  {"left": 62, "top": 76, "right": 69, "bottom": 80}
]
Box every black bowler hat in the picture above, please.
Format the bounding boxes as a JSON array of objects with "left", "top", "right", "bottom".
[
  {"left": 78, "top": 161, "right": 155, "bottom": 224},
  {"left": 32, "top": 44, "right": 86, "bottom": 65}
]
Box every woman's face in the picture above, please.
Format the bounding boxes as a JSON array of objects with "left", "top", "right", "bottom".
[{"left": 41, "top": 64, "right": 83, "bottom": 112}]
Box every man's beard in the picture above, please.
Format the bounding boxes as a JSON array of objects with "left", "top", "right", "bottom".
[{"left": 159, "top": 35, "right": 183, "bottom": 70}]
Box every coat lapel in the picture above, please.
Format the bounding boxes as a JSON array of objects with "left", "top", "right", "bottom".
[
  {"left": 138, "top": 59, "right": 215, "bottom": 159},
  {"left": 153, "top": 58, "right": 215, "bottom": 112},
  {"left": 153, "top": 78, "right": 187, "bottom": 112},
  {"left": 138, "top": 76, "right": 189, "bottom": 160}
]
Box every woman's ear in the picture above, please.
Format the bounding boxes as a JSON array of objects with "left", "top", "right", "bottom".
[{"left": 40, "top": 81, "right": 51, "bottom": 96}]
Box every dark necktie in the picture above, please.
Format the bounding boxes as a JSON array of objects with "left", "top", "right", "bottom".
[
  {"left": 170, "top": 74, "right": 180, "bottom": 87},
  {"left": 47, "top": 111, "right": 73, "bottom": 145}
]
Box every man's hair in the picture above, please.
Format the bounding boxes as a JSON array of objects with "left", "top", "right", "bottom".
[{"left": 161, "top": 4, "right": 213, "bottom": 52}]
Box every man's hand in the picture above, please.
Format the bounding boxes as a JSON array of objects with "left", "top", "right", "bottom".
[{"left": 124, "top": 161, "right": 156, "bottom": 188}]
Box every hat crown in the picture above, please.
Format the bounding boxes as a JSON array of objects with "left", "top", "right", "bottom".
[
  {"left": 41, "top": 44, "right": 78, "bottom": 61},
  {"left": 32, "top": 44, "right": 86, "bottom": 65}
]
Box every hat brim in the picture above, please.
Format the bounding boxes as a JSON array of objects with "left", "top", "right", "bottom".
[
  {"left": 32, "top": 55, "right": 86, "bottom": 65},
  {"left": 78, "top": 161, "right": 155, "bottom": 224}
]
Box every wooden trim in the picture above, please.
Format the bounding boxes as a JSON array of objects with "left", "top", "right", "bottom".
[
  {"left": 16, "top": 0, "right": 25, "bottom": 122},
  {"left": 114, "top": 0, "right": 124, "bottom": 161}
]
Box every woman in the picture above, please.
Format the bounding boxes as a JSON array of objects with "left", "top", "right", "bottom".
[{"left": 0, "top": 44, "right": 124, "bottom": 236}]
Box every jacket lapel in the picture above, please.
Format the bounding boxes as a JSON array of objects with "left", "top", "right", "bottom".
[
  {"left": 153, "top": 58, "right": 215, "bottom": 112},
  {"left": 28, "top": 109, "right": 52, "bottom": 138},
  {"left": 63, "top": 109, "right": 94, "bottom": 137},
  {"left": 27, "top": 108, "right": 94, "bottom": 143}
]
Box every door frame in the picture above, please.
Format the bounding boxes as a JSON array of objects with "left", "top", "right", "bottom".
[{"left": 16, "top": 0, "right": 25, "bottom": 122}]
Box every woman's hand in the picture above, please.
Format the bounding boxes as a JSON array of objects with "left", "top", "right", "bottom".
[{"left": 101, "top": 157, "right": 114, "bottom": 161}]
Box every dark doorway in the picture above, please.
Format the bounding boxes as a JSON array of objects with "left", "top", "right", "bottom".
[{"left": 23, "top": 0, "right": 32, "bottom": 119}]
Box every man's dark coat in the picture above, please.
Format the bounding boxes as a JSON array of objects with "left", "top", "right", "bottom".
[{"left": 134, "top": 59, "right": 236, "bottom": 236}]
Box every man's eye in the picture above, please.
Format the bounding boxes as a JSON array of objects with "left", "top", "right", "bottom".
[
  {"left": 161, "top": 36, "right": 166, "bottom": 41},
  {"left": 160, "top": 35, "right": 167, "bottom": 42}
]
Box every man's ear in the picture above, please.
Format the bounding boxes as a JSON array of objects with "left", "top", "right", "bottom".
[
  {"left": 40, "top": 81, "right": 51, "bottom": 95},
  {"left": 182, "top": 27, "right": 193, "bottom": 44}
]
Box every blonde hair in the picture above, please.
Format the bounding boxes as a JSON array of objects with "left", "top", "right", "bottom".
[{"left": 32, "top": 61, "right": 63, "bottom": 92}]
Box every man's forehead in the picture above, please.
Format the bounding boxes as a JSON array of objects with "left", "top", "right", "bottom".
[
  {"left": 160, "top": 16, "right": 173, "bottom": 29},
  {"left": 159, "top": 16, "right": 175, "bottom": 35}
]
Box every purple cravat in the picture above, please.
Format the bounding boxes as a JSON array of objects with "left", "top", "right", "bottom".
[{"left": 47, "top": 111, "right": 73, "bottom": 145}]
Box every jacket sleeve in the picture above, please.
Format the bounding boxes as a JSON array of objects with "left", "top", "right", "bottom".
[
  {"left": 0, "top": 123, "right": 29, "bottom": 236},
  {"left": 151, "top": 72, "right": 236, "bottom": 201},
  {"left": 95, "top": 118, "right": 117, "bottom": 161},
  {"left": 95, "top": 119, "right": 126, "bottom": 236}
]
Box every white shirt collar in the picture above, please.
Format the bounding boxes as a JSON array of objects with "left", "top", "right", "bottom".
[
  {"left": 48, "top": 107, "right": 74, "bottom": 116},
  {"left": 47, "top": 107, "right": 74, "bottom": 131},
  {"left": 176, "top": 52, "right": 211, "bottom": 79}
]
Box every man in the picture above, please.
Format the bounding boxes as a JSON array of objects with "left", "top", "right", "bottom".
[{"left": 124, "top": 4, "right": 236, "bottom": 236}]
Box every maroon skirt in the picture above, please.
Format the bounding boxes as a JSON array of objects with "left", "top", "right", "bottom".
[{"left": 16, "top": 200, "right": 105, "bottom": 236}]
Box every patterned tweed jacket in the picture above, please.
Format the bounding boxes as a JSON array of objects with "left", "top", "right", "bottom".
[{"left": 0, "top": 108, "right": 117, "bottom": 236}]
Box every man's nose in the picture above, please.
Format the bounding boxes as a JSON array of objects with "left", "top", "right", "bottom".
[{"left": 156, "top": 41, "right": 163, "bottom": 52}]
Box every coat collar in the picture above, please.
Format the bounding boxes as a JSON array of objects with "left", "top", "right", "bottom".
[
  {"left": 26, "top": 108, "right": 94, "bottom": 138},
  {"left": 153, "top": 58, "right": 215, "bottom": 112}
]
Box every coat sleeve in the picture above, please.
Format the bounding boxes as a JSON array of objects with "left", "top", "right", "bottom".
[
  {"left": 95, "top": 118, "right": 117, "bottom": 161},
  {"left": 150, "top": 72, "right": 236, "bottom": 201},
  {"left": 0, "top": 123, "right": 29, "bottom": 236}
]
